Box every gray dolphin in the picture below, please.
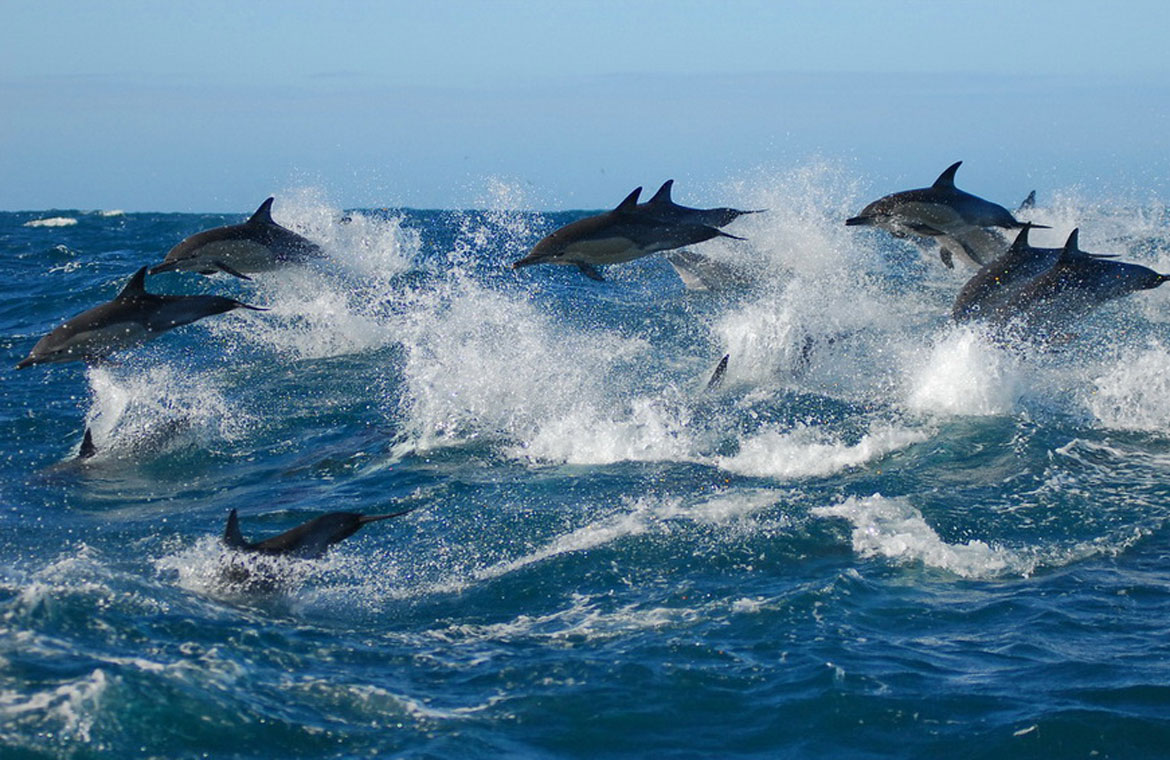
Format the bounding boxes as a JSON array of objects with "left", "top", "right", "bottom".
[
  {"left": 664, "top": 250, "right": 754, "bottom": 291},
  {"left": 847, "top": 162, "right": 1042, "bottom": 268},
  {"left": 512, "top": 188, "right": 744, "bottom": 281},
  {"left": 150, "top": 197, "right": 322, "bottom": 280},
  {"left": 223, "top": 507, "right": 413, "bottom": 560},
  {"left": 638, "top": 180, "right": 762, "bottom": 228},
  {"left": 991, "top": 229, "right": 1169, "bottom": 333},
  {"left": 953, "top": 225, "right": 1118, "bottom": 322},
  {"left": 16, "top": 267, "right": 266, "bottom": 368}
]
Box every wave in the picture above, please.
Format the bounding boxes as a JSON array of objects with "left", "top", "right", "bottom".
[{"left": 23, "top": 216, "right": 77, "bottom": 227}]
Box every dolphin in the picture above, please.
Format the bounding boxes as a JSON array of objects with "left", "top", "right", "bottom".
[
  {"left": 638, "top": 180, "right": 762, "bottom": 228},
  {"left": 222, "top": 507, "right": 413, "bottom": 560},
  {"left": 953, "top": 225, "right": 1119, "bottom": 322},
  {"left": 990, "top": 229, "right": 1169, "bottom": 333},
  {"left": 512, "top": 188, "right": 744, "bottom": 281},
  {"left": 16, "top": 267, "right": 266, "bottom": 368},
  {"left": 847, "top": 162, "right": 1043, "bottom": 268},
  {"left": 664, "top": 250, "right": 754, "bottom": 291},
  {"left": 149, "top": 197, "right": 323, "bottom": 280}
]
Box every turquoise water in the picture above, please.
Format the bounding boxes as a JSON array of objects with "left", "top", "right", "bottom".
[{"left": 3, "top": 173, "right": 1170, "bottom": 758}]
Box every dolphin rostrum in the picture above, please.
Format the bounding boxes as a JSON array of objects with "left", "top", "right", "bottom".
[
  {"left": 638, "top": 180, "right": 762, "bottom": 228},
  {"left": 512, "top": 188, "right": 744, "bottom": 281},
  {"left": 846, "top": 162, "right": 1043, "bottom": 268},
  {"left": 990, "top": 229, "right": 1169, "bottom": 334},
  {"left": 222, "top": 507, "right": 414, "bottom": 560},
  {"left": 150, "top": 197, "right": 323, "bottom": 280},
  {"left": 16, "top": 267, "right": 266, "bottom": 368}
]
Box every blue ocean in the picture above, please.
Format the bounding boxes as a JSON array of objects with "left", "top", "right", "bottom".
[{"left": 2, "top": 171, "right": 1170, "bottom": 758}]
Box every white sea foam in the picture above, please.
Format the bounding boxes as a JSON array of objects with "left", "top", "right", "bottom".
[
  {"left": 83, "top": 364, "right": 249, "bottom": 459},
  {"left": 812, "top": 494, "right": 1026, "bottom": 578},
  {"left": 23, "top": 216, "right": 77, "bottom": 227},
  {"left": 904, "top": 326, "right": 1022, "bottom": 417},
  {"left": 717, "top": 424, "right": 928, "bottom": 479},
  {"left": 0, "top": 668, "right": 109, "bottom": 744},
  {"left": 1086, "top": 341, "right": 1170, "bottom": 432}
]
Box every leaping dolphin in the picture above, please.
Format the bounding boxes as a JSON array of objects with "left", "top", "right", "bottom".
[
  {"left": 16, "top": 267, "right": 266, "bottom": 368},
  {"left": 512, "top": 188, "right": 744, "bottom": 281},
  {"left": 222, "top": 507, "right": 413, "bottom": 559},
  {"left": 846, "top": 162, "right": 1043, "bottom": 268},
  {"left": 991, "top": 229, "right": 1169, "bottom": 333},
  {"left": 638, "top": 180, "right": 762, "bottom": 228},
  {"left": 952, "top": 225, "right": 1117, "bottom": 323},
  {"left": 150, "top": 197, "right": 323, "bottom": 280}
]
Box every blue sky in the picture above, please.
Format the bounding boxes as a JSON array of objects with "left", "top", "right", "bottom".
[{"left": 2, "top": 0, "right": 1169, "bottom": 211}]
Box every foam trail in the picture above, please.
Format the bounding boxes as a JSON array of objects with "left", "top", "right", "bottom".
[
  {"left": 1087, "top": 341, "right": 1170, "bottom": 431},
  {"left": 718, "top": 424, "right": 929, "bottom": 479},
  {"left": 812, "top": 494, "right": 1025, "bottom": 578}
]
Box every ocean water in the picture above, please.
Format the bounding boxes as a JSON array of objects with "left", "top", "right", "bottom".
[{"left": 2, "top": 168, "right": 1170, "bottom": 758}]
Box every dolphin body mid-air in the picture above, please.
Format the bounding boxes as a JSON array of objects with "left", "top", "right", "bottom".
[
  {"left": 512, "top": 188, "right": 743, "bottom": 281},
  {"left": 952, "top": 225, "right": 1117, "bottom": 323},
  {"left": 16, "top": 267, "right": 266, "bottom": 368},
  {"left": 638, "top": 180, "right": 762, "bottom": 228},
  {"left": 846, "top": 161, "right": 1042, "bottom": 268},
  {"left": 988, "top": 229, "right": 1169, "bottom": 335},
  {"left": 150, "top": 197, "right": 323, "bottom": 280}
]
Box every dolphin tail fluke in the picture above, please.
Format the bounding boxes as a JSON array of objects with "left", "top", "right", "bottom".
[
  {"left": 576, "top": 263, "right": 605, "bottom": 281},
  {"left": 358, "top": 507, "right": 417, "bottom": 525},
  {"left": 1016, "top": 190, "right": 1037, "bottom": 213},
  {"left": 78, "top": 428, "right": 97, "bottom": 460},
  {"left": 706, "top": 354, "right": 729, "bottom": 391},
  {"left": 223, "top": 509, "right": 250, "bottom": 549},
  {"left": 214, "top": 260, "right": 253, "bottom": 280}
]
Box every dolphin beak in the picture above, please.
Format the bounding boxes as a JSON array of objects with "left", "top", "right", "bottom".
[
  {"left": 845, "top": 216, "right": 873, "bottom": 227},
  {"left": 148, "top": 261, "right": 175, "bottom": 275},
  {"left": 15, "top": 356, "right": 34, "bottom": 370}
]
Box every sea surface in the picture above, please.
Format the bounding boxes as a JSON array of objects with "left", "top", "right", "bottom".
[{"left": 2, "top": 170, "right": 1170, "bottom": 758}]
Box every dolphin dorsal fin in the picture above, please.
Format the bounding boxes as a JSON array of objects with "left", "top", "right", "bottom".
[
  {"left": 1008, "top": 223, "right": 1034, "bottom": 253},
  {"left": 115, "top": 267, "right": 150, "bottom": 301},
  {"left": 649, "top": 180, "right": 674, "bottom": 205},
  {"left": 247, "top": 197, "right": 276, "bottom": 225},
  {"left": 1060, "top": 228, "right": 1081, "bottom": 261},
  {"left": 78, "top": 428, "right": 97, "bottom": 460},
  {"left": 615, "top": 187, "right": 642, "bottom": 212},
  {"left": 932, "top": 161, "right": 963, "bottom": 190},
  {"left": 223, "top": 509, "right": 249, "bottom": 549}
]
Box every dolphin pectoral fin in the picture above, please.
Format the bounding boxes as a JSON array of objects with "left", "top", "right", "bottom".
[
  {"left": 576, "top": 263, "right": 605, "bottom": 281},
  {"left": 706, "top": 354, "right": 729, "bottom": 391},
  {"left": 715, "top": 229, "right": 746, "bottom": 241},
  {"left": 199, "top": 269, "right": 218, "bottom": 275},
  {"left": 213, "top": 260, "right": 253, "bottom": 280},
  {"left": 939, "top": 247, "right": 955, "bottom": 269}
]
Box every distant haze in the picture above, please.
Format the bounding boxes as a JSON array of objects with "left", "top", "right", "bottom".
[{"left": 2, "top": 0, "right": 1168, "bottom": 212}]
